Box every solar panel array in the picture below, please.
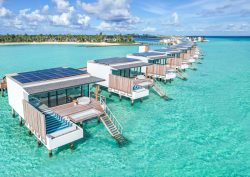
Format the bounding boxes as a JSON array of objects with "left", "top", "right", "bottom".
[
  {"left": 12, "top": 67, "right": 87, "bottom": 84},
  {"left": 132, "top": 52, "right": 166, "bottom": 57},
  {"left": 154, "top": 49, "right": 178, "bottom": 54},
  {"left": 94, "top": 57, "right": 140, "bottom": 65}
]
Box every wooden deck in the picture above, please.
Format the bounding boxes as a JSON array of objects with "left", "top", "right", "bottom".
[{"left": 50, "top": 98, "right": 104, "bottom": 123}]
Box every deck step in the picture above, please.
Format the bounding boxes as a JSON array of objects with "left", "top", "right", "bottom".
[
  {"left": 100, "top": 114, "right": 127, "bottom": 145},
  {"left": 99, "top": 97, "right": 128, "bottom": 145},
  {"left": 152, "top": 81, "right": 168, "bottom": 100},
  {"left": 176, "top": 70, "right": 187, "bottom": 80}
]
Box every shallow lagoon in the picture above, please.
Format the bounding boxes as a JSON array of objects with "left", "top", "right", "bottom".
[{"left": 0, "top": 38, "right": 249, "bottom": 176}]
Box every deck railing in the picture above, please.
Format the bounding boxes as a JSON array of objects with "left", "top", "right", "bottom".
[
  {"left": 147, "top": 64, "right": 168, "bottom": 76},
  {"left": 109, "top": 74, "right": 134, "bottom": 94},
  {"left": 100, "top": 96, "right": 123, "bottom": 134},
  {"left": 168, "top": 58, "right": 182, "bottom": 68}
]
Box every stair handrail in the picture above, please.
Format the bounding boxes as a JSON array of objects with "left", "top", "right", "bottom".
[
  {"left": 153, "top": 79, "right": 166, "bottom": 96},
  {"left": 99, "top": 96, "right": 123, "bottom": 134}
]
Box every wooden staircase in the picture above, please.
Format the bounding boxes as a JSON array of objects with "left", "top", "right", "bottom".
[
  {"left": 152, "top": 80, "right": 168, "bottom": 100},
  {"left": 176, "top": 70, "right": 187, "bottom": 80},
  {"left": 99, "top": 96, "right": 127, "bottom": 145},
  {"left": 100, "top": 114, "right": 127, "bottom": 144}
]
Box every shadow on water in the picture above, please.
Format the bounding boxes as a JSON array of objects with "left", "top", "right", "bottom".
[{"left": 53, "top": 119, "right": 101, "bottom": 155}]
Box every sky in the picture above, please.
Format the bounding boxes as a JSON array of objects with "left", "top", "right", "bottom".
[{"left": 0, "top": 0, "right": 250, "bottom": 36}]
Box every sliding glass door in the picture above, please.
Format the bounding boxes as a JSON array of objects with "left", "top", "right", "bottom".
[{"left": 30, "top": 84, "right": 90, "bottom": 108}]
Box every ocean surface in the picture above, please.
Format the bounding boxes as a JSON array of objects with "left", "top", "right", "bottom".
[
  {"left": 134, "top": 37, "right": 161, "bottom": 43},
  {"left": 0, "top": 37, "right": 249, "bottom": 176}
]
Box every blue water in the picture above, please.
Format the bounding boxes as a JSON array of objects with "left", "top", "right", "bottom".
[
  {"left": 0, "top": 38, "right": 250, "bottom": 176},
  {"left": 134, "top": 37, "right": 161, "bottom": 43}
]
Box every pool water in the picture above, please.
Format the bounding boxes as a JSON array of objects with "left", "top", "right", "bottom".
[{"left": 0, "top": 38, "right": 249, "bottom": 176}]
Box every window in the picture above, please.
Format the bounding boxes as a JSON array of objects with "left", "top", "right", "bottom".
[
  {"left": 81, "top": 84, "right": 89, "bottom": 97},
  {"left": 130, "top": 67, "right": 142, "bottom": 77},
  {"left": 130, "top": 68, "right": 137, "bottom": 77},
  {"left": 112, "top": 70, "right": 120, "bottom": 76},
  {"left": 30, "top": 92, "right": 48, "bottom": 107},
  {"left": 49, "top": 91, "right": 57, "bottom": 107},
  {"left": 29, "top": 84, "right": 90, "bottom": 107},
  {"left": 57, "top": 89, "right": 66, "bottom": 105},
  {"left": 124, "top": 69, "right": 130, "bottom": 77},
  {"left": 66, "top": 86, "right": 81, "bottom": 102}
]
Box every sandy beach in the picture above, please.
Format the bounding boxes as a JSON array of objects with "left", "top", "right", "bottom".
[{"left": 0, "top": 42, "right": 137, "bottom": 46}]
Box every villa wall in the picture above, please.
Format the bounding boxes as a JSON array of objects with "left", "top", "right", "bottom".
[{"left": 6, "top": 77, "right": 29, "bottom": 118}]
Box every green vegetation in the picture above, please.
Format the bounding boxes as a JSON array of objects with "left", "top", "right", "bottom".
[{"left": 0, "top": 33, "right": 134, "bottom": 43}]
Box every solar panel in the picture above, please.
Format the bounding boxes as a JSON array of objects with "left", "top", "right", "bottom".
[
  {"left": 94, "top": 57, "right": 140, "bottom": 65},
  {"left": 132, "top": 52, "right": 166, "bottom": 57},
  {"left": 154, "top": 49, "right": 179, "bottom": 54},
  {"left": 12, "top": 67, "right": 87, "bottom": 84}
]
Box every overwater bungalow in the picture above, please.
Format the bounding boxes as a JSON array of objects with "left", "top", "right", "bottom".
[
  {"left": 6, "top": 67, "right": 126, "bottom": 156},
  {"left": 173, "top": 41, "right": 199, "bottom": 63},
  {"left": 127, "top": 51, "right": 178, "bottom": 82},
  {"left": 87, "top": 57, "right": 157, "bottom": 104},
  {"left": 153, "top": 48, "right": 189, "bottom": 71}
]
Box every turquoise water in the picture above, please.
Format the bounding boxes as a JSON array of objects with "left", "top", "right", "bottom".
[{"left": 0, "top": 38, "right": 250, "bottom": 176}]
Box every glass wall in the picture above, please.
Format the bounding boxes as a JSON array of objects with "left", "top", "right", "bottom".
[
  {"left": 30, "top": 84, "right": 90, "bottom": 108},
  {"left": 112, "top": 67, "right": 142, "bottom": 78},
  {"left": 149, "top": 58, "right": 167, "bottom": 65}
]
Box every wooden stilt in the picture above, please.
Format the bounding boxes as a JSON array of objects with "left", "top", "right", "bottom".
[
  {"left": 95, "top": 85, "right": 99, "bottom": 101},
  {"left": 12, "top": 108, "right": 15, "bottom": 118},
  {"left": 49, "top": 150, "right": 52, "bottom": 157},
  {"left": 70, "top": 143, "right": 74, "bottom": 150},
  {"left": 37, "top": 140, "right": 42, "bottom": 146},
  {"left": 119, "top": 95, "right": 122, "bottom": 101},
  {"left": 19, "top": 116, "right": 22, "bottom": 126},
  {"left": 97, "top": 116, "right": 100, "bottom": 124},
  {"left": 28, "top": 130, "right": 32, "bottom": 136}
]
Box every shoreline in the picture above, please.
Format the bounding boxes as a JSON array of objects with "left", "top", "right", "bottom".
[{"left": 0, "top": 42, "right": 139, "bottom": 46}]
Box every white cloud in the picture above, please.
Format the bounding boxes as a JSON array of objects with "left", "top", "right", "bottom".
[
  {"left": 77, "top": 14, "right": 90, "bottom": 26},
  {"left": 19, "top": 9, "right": 45, "bottom": 22},
  {"left": 78, "top": 0, "right": 139, "bottom": 25},
  {"left": 96, "top": 20, "right": 136, "bottom": 32},
  {"left": 140, "top": 2, "right": 167, "bottom": 15},
  {"left": 4, "top": 17, "right": 24, "bottom": 30},
  {"left": 171, "top": 12, "right": 179, "bottom": 25},
  {"left": 96, "top": 21, "right": 112, "bottom": 30},
  {"left": 49, "top": 7, "right": 74, "bottom": 26},
  {"left": 42, "top": 5, "right": 49, "bottom": 13},
  {"left": 12, "top": 18, "right": 23, "bottom": 29},
  {"left": 52, "top": 0, "right": 70, "bottom": 12},
  {"left": 162, "top": 12, "right": 180, "bottom": 27},
  {"left": 142, "top": 27, "right": 156, "bottom": 33},
  {"left": 225, "top": 23, "right": 250, "bottom": 32},
  {"left": 0, "top": 7, "right": 11, "bottom": 17}
]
